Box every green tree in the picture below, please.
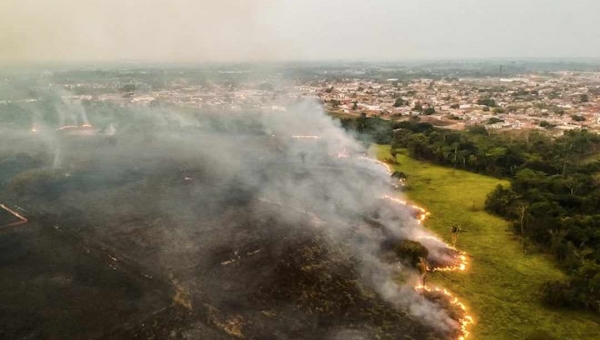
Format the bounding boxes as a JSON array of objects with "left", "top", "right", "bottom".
[
  {"left": 477, "top": 98, "right": 497, "bottom": 107},
  {"left": 394, "top": 240, "right": 429, "bottom": 267},
  {"left": 423, "top": 107, "right": 436, "bottom": 115}
]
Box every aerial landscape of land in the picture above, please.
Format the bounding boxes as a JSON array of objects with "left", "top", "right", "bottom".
[
  {"left": 0, "top": 62, "right": 599, "bottom": 340},
  {"left": 2, "top": 0, "right": 600, "bottom": 339}
]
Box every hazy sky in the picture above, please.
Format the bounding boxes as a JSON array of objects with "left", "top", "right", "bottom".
[{"left": 1, "top": 0, "right": 600, "bottom": 64}]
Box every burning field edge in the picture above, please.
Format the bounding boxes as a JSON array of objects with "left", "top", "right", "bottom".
[{"left": 373, "top": 144, "right": 600, "bottom": 340}]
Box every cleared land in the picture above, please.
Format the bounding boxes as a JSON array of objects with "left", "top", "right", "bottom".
[{"left": 373, "top": 145, "right": 600, "bottom": 340}]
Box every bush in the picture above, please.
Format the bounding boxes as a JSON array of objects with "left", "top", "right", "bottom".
[
  {"left": 423, "top": 107, "right": 436, "bottom": 115},
  {"left": 477, "top": 98, "right": 497, "bottom": 107},
  {"left": 394, "top": 240, "right": 429, "bottom": 266}
]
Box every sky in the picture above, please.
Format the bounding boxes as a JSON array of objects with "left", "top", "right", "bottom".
[{"left": 1, "top": 0, "right": 600, "bottom": 64}]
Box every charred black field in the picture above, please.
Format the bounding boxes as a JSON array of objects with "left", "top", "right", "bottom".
[{"left": 0, "top": 103, "right": 466, "bottom": 340}]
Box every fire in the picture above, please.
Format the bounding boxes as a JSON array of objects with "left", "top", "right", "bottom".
[
  {"left": 415, "top": 284, "right": 474, "bottom": 340},
  {"left": 333, "top": 146, "right": 350, "bottom": 159},
  {"left": 381, "top": 194, "right": 430, "bottom": 224},
  {"left": 56, "top": 124, "right": 94, "bottom": 131},
  {"left": 431, "top": 254, "right": 468, "bottom": 272},
  {"left": 31, "top": 128, "right": 38, "bottom": 133},
  {"left": 357, "top": 156, "right": 393, "bottom": 173},
  {"left": 56, "top": 125, "right": 79, "bottom": 130},
  {"left": 0, "top": 203, "right": 28, "bottom": 227},
  {"left": 381, "top": 193, "right": 472, "bottom": 339},
  {"left": 381, "top": 195, "right": 468, "bottom": 271},
  {"left": 291, "top": 135, "right": 321, "bottom": 139}
]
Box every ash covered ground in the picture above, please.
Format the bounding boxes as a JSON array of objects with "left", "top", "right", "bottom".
[{"left": 0, "top": 101, "right": 463, "bottom": 340}]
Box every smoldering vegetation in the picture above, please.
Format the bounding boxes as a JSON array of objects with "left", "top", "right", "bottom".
[{"left": 0, "top": 98, "right": 463, "bottom": 339}]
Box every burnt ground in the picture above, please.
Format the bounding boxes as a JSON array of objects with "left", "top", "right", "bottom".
[
  {"left": 0, "top": 221, "right": 170, "bottom": 340},
  {"left": 0, "top": 137, "right": 452, "bottom": 340}
]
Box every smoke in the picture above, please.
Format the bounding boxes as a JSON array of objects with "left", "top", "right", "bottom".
[{"left": 0, "top": 95, "right": 461, "bottom": 336}]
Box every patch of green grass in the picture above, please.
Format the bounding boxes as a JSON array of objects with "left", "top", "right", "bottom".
[{"left": 373, "top": 145, "right": 600, "bottom": 340}]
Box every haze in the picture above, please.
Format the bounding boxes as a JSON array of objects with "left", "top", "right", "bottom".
[{"left": 2, "top": 0, "right": 600, "bottom": 64}]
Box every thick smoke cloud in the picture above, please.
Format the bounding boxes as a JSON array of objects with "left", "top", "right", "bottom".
[{"left": 1, "top": 97, "right": 461, "bottom": 336}]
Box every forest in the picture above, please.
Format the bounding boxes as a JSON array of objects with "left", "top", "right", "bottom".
[{"left": 344, "top": 115, "right": 600, "bottom": 313}]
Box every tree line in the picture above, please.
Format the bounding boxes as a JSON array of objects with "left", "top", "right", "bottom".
[{"left": 343, "top": 114, "right": 600, "bottom": 313}]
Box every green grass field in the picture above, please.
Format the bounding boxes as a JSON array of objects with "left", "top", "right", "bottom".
[{"left": 373, "top": 145, "right": 600, "bottom": 340}]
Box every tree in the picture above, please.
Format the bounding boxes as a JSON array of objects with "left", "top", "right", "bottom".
[
  {"left": 487, "top": 117, "right": 504, "bottom": 124},
  {"left": 352, "top": 101, "right": 358, "bottom": 110},
  {"left": 477, "top": 98, "right": 497, "bottom": 107},
  {"left": 450, "top": 103, "right": 460, "bottom": 109},
  {"left": 423, "top": 107, "right": 436, "bottom": 115},
  {"left": 572, "top": 115, "right": 586, "bottom": 122},
  {"left": 356, "top": 112, "right": 367, "bottom": 132},
  {"left": 394, "top": 240, "right": 429, "bottom": 267},
  {"left": 449, "top": 225, "right": 463, "bottom": 248},
  {"left": 581, "top": 94, "right": 589, "bottom": 103},
  {"left": 413, "top": 103, "right": 423, "bottom": 112},
  {"left": 540, "top": 121, "right": 555, "bottom": 129},
  {"left": 393, "top": 98, "right": 405, "bottom": 107},
  {"left": 417, "top": 257, "right": 428, "bottom": 285}
]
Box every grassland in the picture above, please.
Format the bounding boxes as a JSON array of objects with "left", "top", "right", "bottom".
[{"left": 373, "top": 145, "right": 600, "bottom": 340}]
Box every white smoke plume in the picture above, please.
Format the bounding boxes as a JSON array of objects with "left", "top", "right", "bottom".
[{"left": 0, "top": 95, "right": 461, "bottom": 337}]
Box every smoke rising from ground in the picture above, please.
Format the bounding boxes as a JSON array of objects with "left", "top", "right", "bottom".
[{"left": 1, "top": 96, "right": 462, "bottom": 337}]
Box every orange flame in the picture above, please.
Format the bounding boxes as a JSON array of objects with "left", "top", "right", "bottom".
[
  {"left": 415, "top": 284, "right": 474, "bottom": 340},
  {"left": 357, "top": 156, "right": 393, "bottom": 173},
  {"left": 0, "top": 203, "right": 28, "bottom": 227},
  {"left": 291, "top": 135, "right": 321, "bottom": 139},
  {"left": 431, "top": 254, "right": 468, "bottom": 272},
  {"left": 56, "top": 125, "right": 79, "bottom": 130},
  {"left": 381, "top": 194, "right": 472, "bottom": 339},
  {"left": 56, "top": 124, "right": 94, "bottom": 131},
  {"left": 381, "top": 194, "right": 430, "bottom": 223}
]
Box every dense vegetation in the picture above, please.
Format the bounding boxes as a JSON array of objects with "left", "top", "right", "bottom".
[
  {"left": 374, "top": 145, "right": 600, "bottom": 340},
  {"left": 348, "top": 115, "right": 600, "bottom": 313}
]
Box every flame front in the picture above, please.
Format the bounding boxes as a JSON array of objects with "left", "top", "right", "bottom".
[
  {"left": 314, "top": 148, "right": 473, "bottom": 339},
  {"left": 357, "top": 155, "right": 394, "bottom": 173},
  {"left": 415, "top": 284, "right": 474, "bottom": 340},
  {"left": 379, "top": 176, "right": 473, "bottom": 340},
  {"left": 0, "top": 203, "right": 28, "bottom": 227}
]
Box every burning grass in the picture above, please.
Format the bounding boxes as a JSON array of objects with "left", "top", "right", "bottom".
[
  {"left": 0, "top": 203, "right": 28, "bottom": 228},
  {"left": 378, "top": 193, "right": 472, "bottom": 340},
  {"left": 374, "top": 145, "right": 600, "bottom": 340}
]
